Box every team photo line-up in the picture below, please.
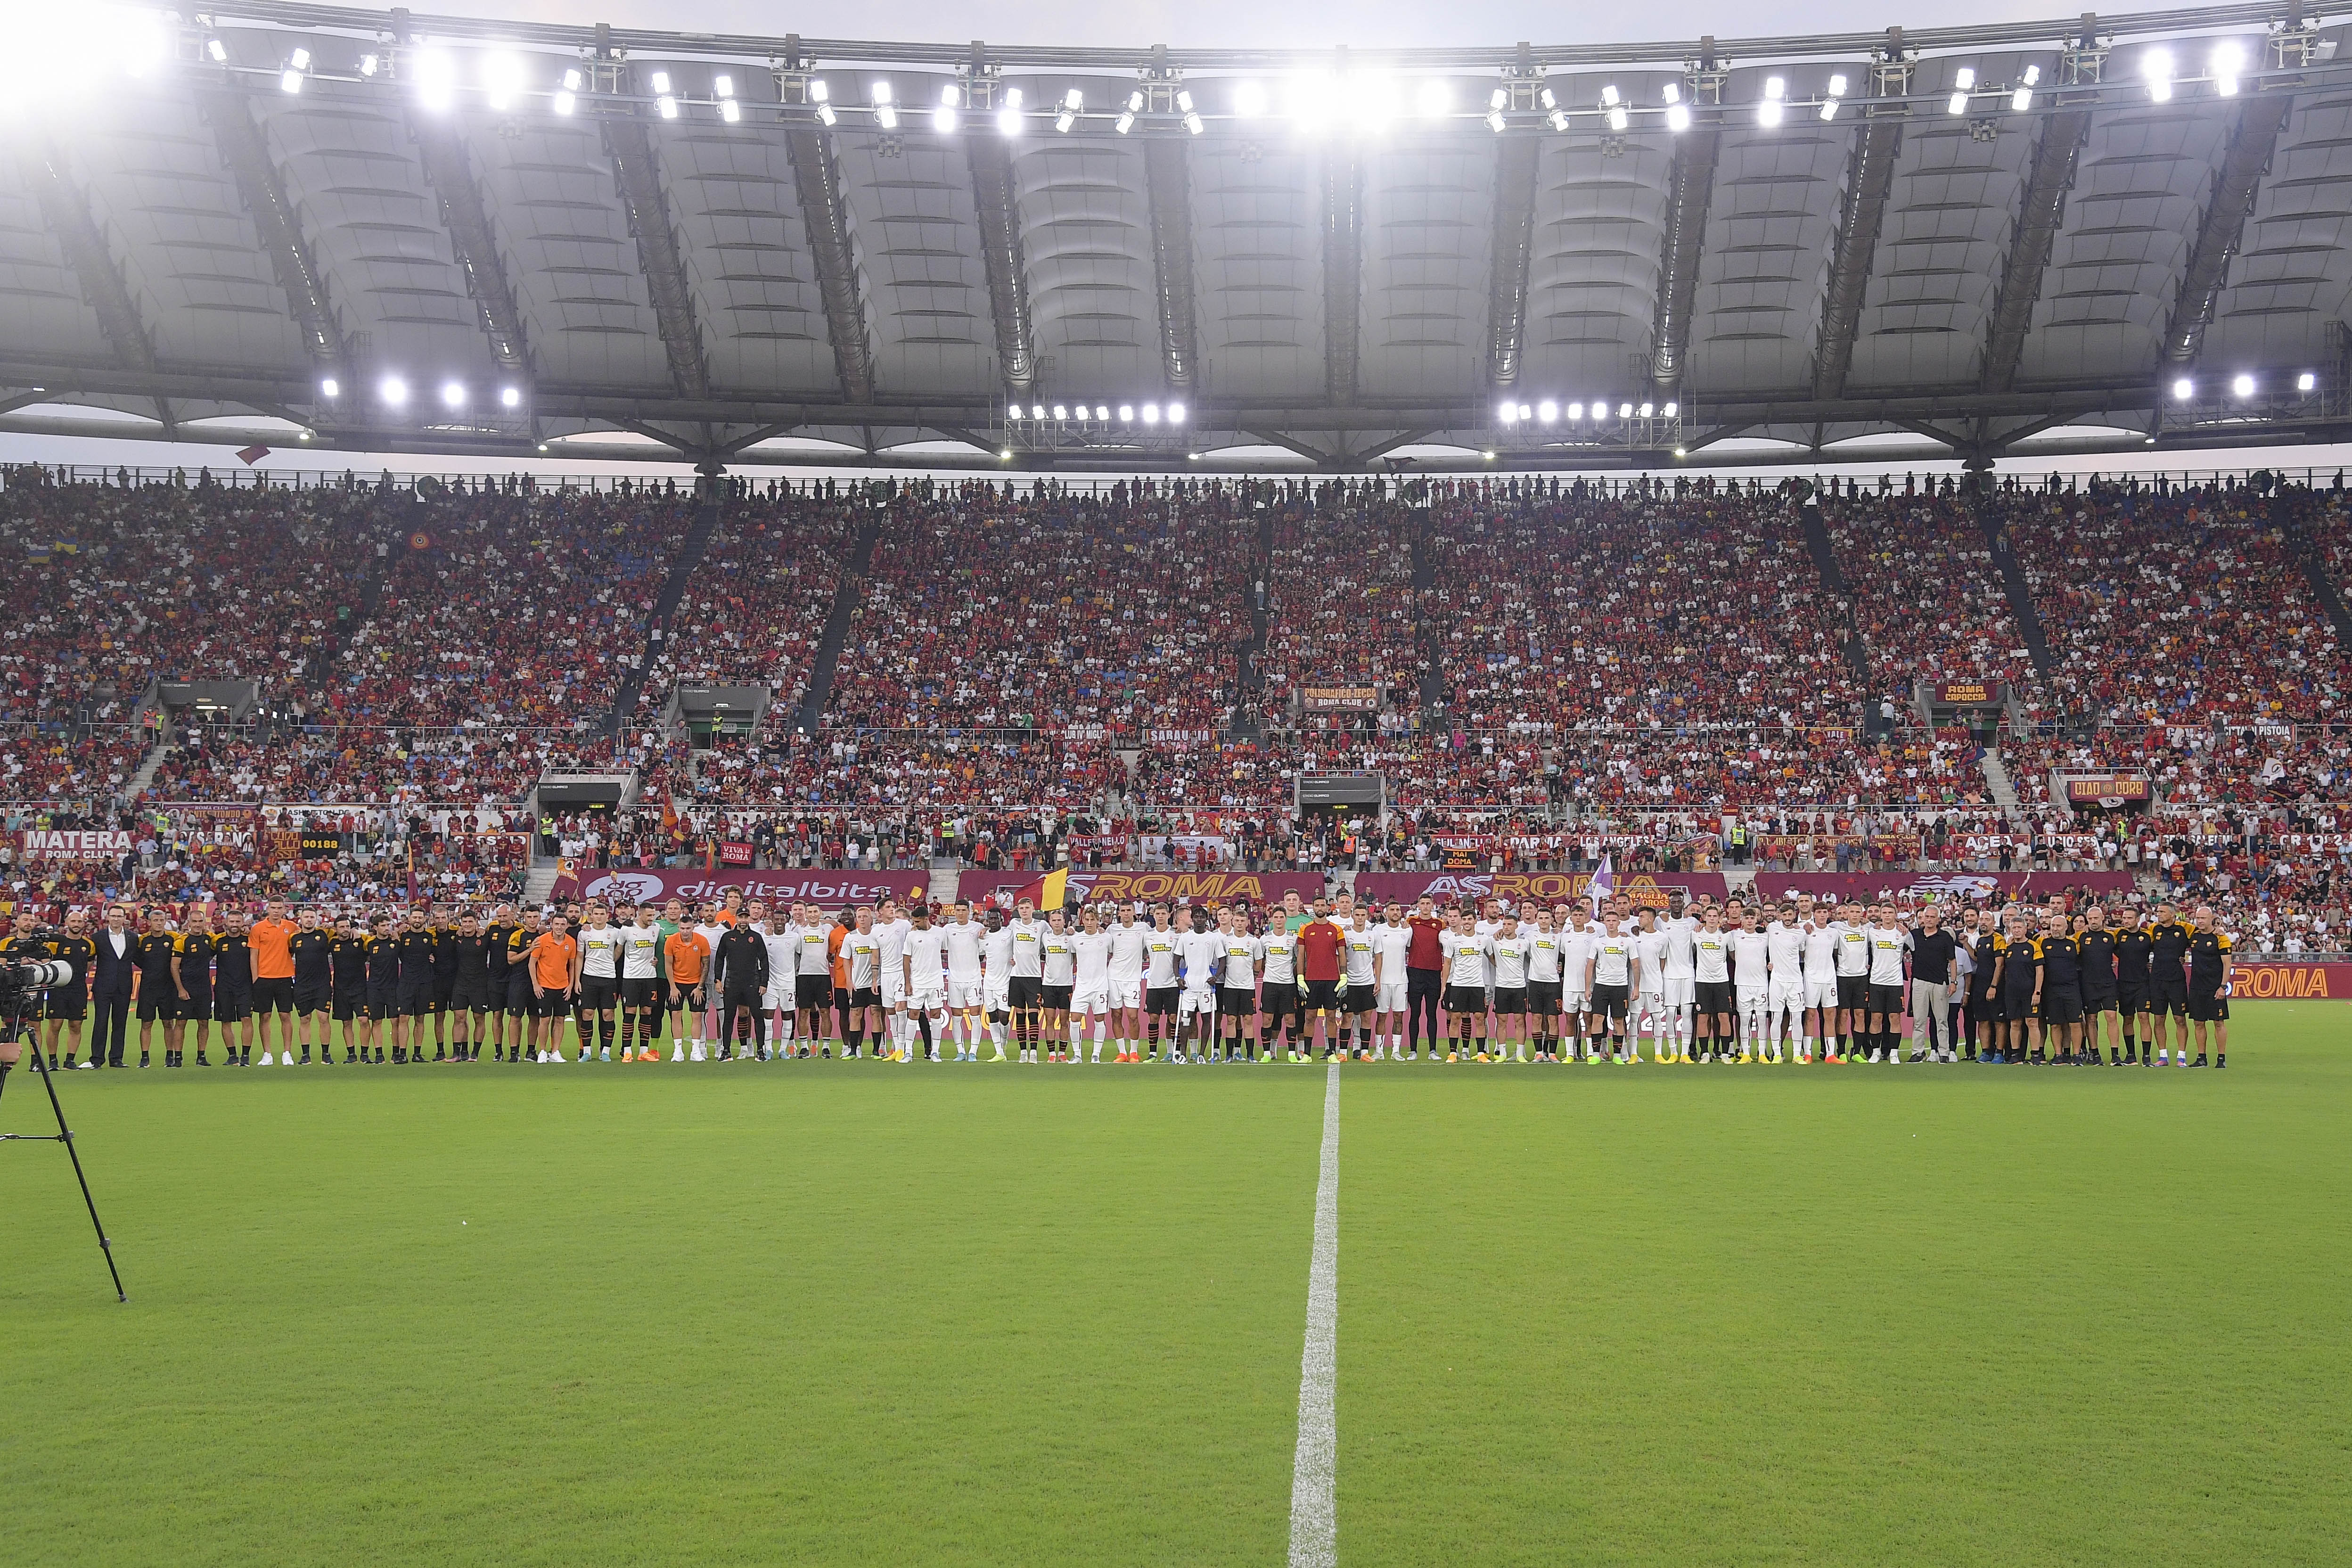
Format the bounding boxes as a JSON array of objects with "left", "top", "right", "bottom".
[{"left": 1, "top": 882, "right": 2239, "bottom": 1073}]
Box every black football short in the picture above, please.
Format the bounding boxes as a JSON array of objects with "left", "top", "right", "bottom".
[
  {"left": 619, "top": 977, "right": 660, "bottom": 1008},
  {"left": 213, "top": 985, "right": 253, "bottom": 1025},
  {"left": 2151, "top": 975, "right": 2190, "bottom": 1018},
  {"left": 1145, "top": 985, "right": 1179, "bottom": 1018},
  {"left": 1036, "top": 985, "right": 1069, "bottom": 1012},
  {"left": 293, "top": 979, "right": 330, "bottom": 1016},
  {"left": 253, "top": 977, "right": 296, "bottom": 1014},
  {"left": 1301, "top": 978, "right": 1340, "bottom": 1012},
  {"left": 505, "top": 971, "right": 535, "bottom": 1018},
  {"left": 45, "top": 987, "right": 87, "bottom": 1021},
  {"left": 1970, "top": 988, "right": 2004, "bottom": 1025},
  {"left": 1261, "top": 982, "right": 1300, "bottom": 1022},
  {"left": 1491, "top": 986, "right": 1527, "bottom": 1017},
  {"left": 578, "top": 975, "right": 620, "bottom": 1010},
  {"left": 397, "top": 976, "right": 435, "bottom": 1017},
  {"left": 332, "top": 989, "right": 365, "bottom": 1023},
  {"left": 1007, "top": 976, "right": 1041, "bottom": 1010},
  {"left": 1835, "top": 975, "right": 1869, "bottom": 1010},
  {"left": 367, "top": 982, "right": 401, "bottom": 1022},
  {"left": 1219, "top": 986, "right": 1258, "bottom": 1018},
  {"left": 450, "top": 975, "right": 494, "bottom": 1013},
  {"left": 1588, "top": 983, "right": 1630, "bottom": 1023},
  {"left": 2187, "top": 985, "right": 2227, "bottom": 1022},
  {"left": 1443, "top": 984, "right": 1487, "bottom": 1015},
  {"left": 178, "top": 989, "right": 213, "bottom": 1023},
  {"left": 2040, "top": 985, "right": 2084, "bottom": 1026},
  {"left": 1528, "top": 981, "right": 1563, "bottom": 1017},
  {"left": 534, "top": 986, "right": 574, "bottom": 1019},
  {"left": 2082, "top": 989, "right": 2118, "bottom": 1016},
  {"left": 1694, "top": 980, "right": 1734, "bottom": 1017},
  {"left": 1345, "top": 982, "right": 1378, "bottom": 1015},
  {"left": 1866, "top": 982, "right": 1905, "bottom": 1018},
  {"left": 2118, "top": 980, "right": 2149, "bottom": 1014}
]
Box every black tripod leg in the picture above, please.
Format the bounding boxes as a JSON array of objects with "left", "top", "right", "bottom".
[{"left": 5, "top": 1046, "right": 128, "bottom": 1302}]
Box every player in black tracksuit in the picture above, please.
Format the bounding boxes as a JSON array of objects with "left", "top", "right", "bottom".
[
  {"left": 290, "top": 916, "right": 336, "bottom": 1064},
  {"left": 712, "top": 923, "right": 770, "bottom": 1059},
  {"left": 2077, "top": 915, "right": 2120, "bottom": 1065},
  {"left": 328, "top": 918, "right": 372, "bottom": 1062},
  {"left": 2146, "top": 907, "right": 2196, "bottom": 1061},
  {"left": 2111, "top": 918, "right": 2154, "bottom": 1065}
]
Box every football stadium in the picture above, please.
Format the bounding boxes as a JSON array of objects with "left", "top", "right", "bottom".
[{"left": 3, "top": 1, "right": 2351, "bottom": 1563}]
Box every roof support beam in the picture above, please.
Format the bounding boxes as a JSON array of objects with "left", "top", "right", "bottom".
[
  {"left": 1243, "top": 428, "right": 1335, "bottom": 464},
  {"left": 2164, "top": 90, "right": 2296, "bottom": 367},
  {"left": 198, "top": 90, "right": 349, "bottom": 387},
  {"left": 1321, "top": 146, "right": 1361, "bottom": 406},
  {"left": 604, "top": 111, "right": 711, "bottom": 400},
  {"left": 1981, "top": 106, "right": 2090, "bottom": 393},
  {"left": 1353, "top": 428, "right": 1438, "bottom": 464},
  {"left": 408, "top": 118, "right": 531, "bottom": 376},
  {"left": 1142, "top": 138, "right": 1200, "bottom": 390},
  {"left": 19, "top": 143, "right": 159, "bottom": 380},
  {"left": 781, "top": 123, "right": 876, "bottom": 404},
  {"left": 1483, "top": 134, "right": 1541, "bottom": 390},
  {"left": 1647, "top": 124, "right": 1718, "bottom": 398},
  {"left": 1813, "top": 34, "right": 1910, "bottom": 400},
  {"left": 967, "top": 133, "right": 1037, "bottom": 392}
]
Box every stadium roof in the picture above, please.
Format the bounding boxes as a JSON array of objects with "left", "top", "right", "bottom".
[{"left": 10, "top": 3, "right": 2352, "bottom": 470}]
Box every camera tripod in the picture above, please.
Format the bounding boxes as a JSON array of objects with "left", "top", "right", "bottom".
[{"left": 0, "top": 997, "right": 127, "bottom": 1302}]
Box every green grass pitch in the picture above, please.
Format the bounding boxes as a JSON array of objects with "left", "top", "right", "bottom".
[{"left": 4, "top": 1006, "right": 2348, "bottom": 1565}]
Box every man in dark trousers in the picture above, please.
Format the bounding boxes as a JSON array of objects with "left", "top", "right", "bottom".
[
  {"left": 712, "top": 918, "right": 770, "bottom": 1061},
  {"left": 89, "top": 903, "right": 139, "bottom": 1069}
]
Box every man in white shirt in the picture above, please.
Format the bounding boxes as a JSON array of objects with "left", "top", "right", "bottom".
[
  {"left": 793, "top": 906, "right": 837, "bottom": 1056},
  {"left": 1177, "top": 905, "right": 1223, "bottom": 1063},
  {"left": 1439, "top": 909, "right": 1493, "bottom": 1061},
  {"left": 1070, "top": 906, "right": 1115, "bottom": 1062},
  {"left": 1106, "top": 901, "right": 1149, "bottom": 1062},
  {"left": 980, "top": 906, "right": 1015, "bottom": 1061},
  {"left": 942, "top": 901, "right": 989, "bottom": 1061},
  {"left": 1797, "top": 898, "right": 1838, "bottom": 1064},
  {"left": 1259, "top": 915, "right": 1303, "bottom": 1062},
  {"left": 1341, "top": 904, "right": 1379, "bottom": 1059},
  {"left": 1141, "top": 906, "right": 1184, "bottom": 1062},
  {"left": 1863, "top": 901, "right": 1910, "bottom": 1064},
  {"left": 1526, "top": 911, "right": 1565, "bottom": 1062},
  {"left": 1555, "top": 902, "right": 1594, "bottom": 1063},
  {"left": 1370, "top": 903, "right": 1413, "bottom": 1061},
  {"left": 1731, "top": 903, "right": 1773, "bottom": 1061},
  {"left": 843, "top": 907, "right": 883, "bottom": 1059},
  {"left": 1762, "top": 900, "right": 1806, "bottom": 1063},
  {"left": 1489, "top": 912, "right": 1532, "bottom": 1061},
  {"left": 1829, "top": 898, "right": 1872, "bottom": 1063},
  {"left": 754, "top": 907, "right": 795, "bottom": 1061},
  {"left": 1631, "top": 907, "right": 1671, "bottom": 1063},
  {"left": 902, "top": 904, "right": 949, "bottom": 1061},
  {"left": 1689, "top": 906, "right": 1734, "bottom": 1063},
  {"left": 1658, "top": 895, "right": 1700, "bottom": 1062},
  {"left": 1584, "top": 915, "right": 1636, "bottom": 1062},
  {"left": 874, "top": 899, "right": 913, "bottom": 1060},
  {"left": 1036, "top": 908, "right": 1077, "bottom": 1064},
  {"left": 1005, "top": 898, "right": 1047, "bottom": 1062},
  {"left": 1216, "top": 910, "right": 1264, "bottom": 1063},
  {"left": 619, "top": 905, "right": 665, "bottom": 1062}
]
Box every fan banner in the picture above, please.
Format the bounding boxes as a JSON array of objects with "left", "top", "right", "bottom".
[
  {"left": 958, "top": 869, "right": 1325, "bottom": 910},
  {"left": 2065, "top": 775, "right": 2151, "bottom": 804},
  {"left": 1752, "top": 871, "right": 2138, "bottom": 903},
  {"left": 2230, "top": 962, "right": 2352, "bottom": 1001},
  {"left": 15, "top": 830, "right": 132, "bottom": 856},
  {"left": 567, "top": 869, "right": 928, "bottom": 908},
  {"left": 1353, "top": 870, "right": 1729, "bottom": 909},
  {"left": 1933, "top": 680, "right": 2007, "bottom": 706}
]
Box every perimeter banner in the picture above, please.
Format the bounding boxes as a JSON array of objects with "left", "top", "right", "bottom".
[
  {"left": 1751, "top": 871, "right": 2138, "bottom": 903},
  {"left": 1353, "top": 870, "right": 1729, "bottom": 908},
  {"left": 16, "top": 830, "right": 131, "bottom": 855},
  {"left": 572, "top": 869, "right": 929, "bottom": 907},
  {"left": 2229, "top": 962, "right": 2352, "bottom": 1001},
  {"left": 958, "top": 869, "right": 1325, "bottom": 909},
  {"left": 2065, "top": 775, "right": 2151, "bottom": 805}
]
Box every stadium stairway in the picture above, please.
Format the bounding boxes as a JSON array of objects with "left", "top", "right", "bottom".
[
  {"left": 1795, "top": 497, "right": 1872, "bottom": 699},
  {"left": 1968, "top": 494, "right": 2057, "bottom": 686},
  {"left": 793, "top": 504, "right": 884, "bottom": 732},
  {"left": 520, "top": 863, "right": 562, "bottom": 906},
  {"left": 2273, "top": 487, "right": 2352, "bottom": 641},
  {"left": 604, "top": 492, "right": 726, "bottom": 736},
  {"left": 1228, "top": 510, "right": 1275, "bottom": 741},
  {"left": 1980, "top": 749, "right": 2024, "bottom": 817},
  {"left": 1410, "top": 520, "right": 1444, "bottom": 722}
]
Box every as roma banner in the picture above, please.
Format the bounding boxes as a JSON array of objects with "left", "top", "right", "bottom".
[
  {"left": 1753, "top": 871, "right": 2137, "bottom": 903},
  {"left": 1355, "top": 870, "right": 1728, "bottom": 909},
  {"left": 2230, "top": 962, "right": 2352, "bottom": 1002},
  {"left": 16, "top": 830, "right": 131, "bottom": 856},
  {"left": 568, "top": 868, "right": 927, "bottom": 908},
  {"left": 1300, "top": 686, "right": 1380, "bottom": 714},
  {"left": 1933, "top": 680, "right": 2007, "bottom": 706},
  {"left": 959, "top": 869, "right": 1325, "bottom": 910},
  {"left": 2065, "top": 775, "right": 2151, "bottom": 805}
]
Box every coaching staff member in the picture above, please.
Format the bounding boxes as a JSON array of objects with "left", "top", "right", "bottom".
[
  {"left": 1404, "top": 895, "right": 1445, "bottom": 1059},
  {"left": 89, "top": 904, "right": 139, "bottom": 1068},
  {"left": 712, "top": 917, "right": 769, "bottom": 1059}
]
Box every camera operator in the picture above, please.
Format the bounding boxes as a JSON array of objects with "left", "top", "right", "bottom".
[{"left": 0, "top": 912, "right": 55, "bottom": 1071}]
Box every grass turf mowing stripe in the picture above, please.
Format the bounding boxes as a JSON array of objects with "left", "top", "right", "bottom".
[
  {"left": 1288, "top": 1060, "right": 1341, "bottom": 1568},
  {"left": 1, "top": 1063, "right": 1325, "bottom": 1567},
  {"left": 1334, "top": 1004, "right": 2352, "bottom": 1566}
]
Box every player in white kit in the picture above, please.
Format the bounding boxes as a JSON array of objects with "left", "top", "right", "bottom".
[
  {"left": 1799, "top": 898, "right": 1840, "bottom": 1064},
  {"left": 1371, "top": 903, "right": 1412, "bottom": 1060},
  {"left": 1341, "top": 904, "right": 1378, "bottom": 1059},
  {"left": 979, "top": 907, "right": 1014, "bottom": 1061},
  {"left": 1106, "top": 902, "right": 1149, "bottom": 1061},
  {"left": 1690, "top": 907, "right": 1734, "bottom": 1063},
  {"left": 1762, "top": 900, "right": 1806, "bottom": 1062},
  {"left": 1731, "top": 904, "right": 1772, "bottom": 1061},
  {"left": 942, "top": 902, "right": 989, "bottom": 1061},
  {"left": 1555, "top": 904, "right": 1593, "bottom": 1061},
  {"left": 1631, "top": 908, "right": 1670, "bottom": 1063},
  {"left": 1070, "top": 907, "right": 1115, "bottom": 1062},
  {"left": 1177, "top": 906, "right": 1222, "bottom": 1062},
  {"left": 1657, "top": 899, "right": 1699, "bottom": 1062},
  {"left": 874, "top": 900, "right": 912, "bottom": 1060},
  {"left": 1141, "top": 907, "right": 1183, "bottom": 1062},
  {"left": 902, "top": 904, "right": 949, "bottom": 1061}
]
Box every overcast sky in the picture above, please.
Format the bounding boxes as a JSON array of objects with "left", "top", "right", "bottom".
[{"left": 413, "top": 0, "right": 2064, "bottom": 51}]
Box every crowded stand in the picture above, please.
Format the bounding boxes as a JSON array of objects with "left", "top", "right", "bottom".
[
  {"left": 1257, "top": 505, "right": 1423, "bottom": 723},
  {"left": 143, "top": 722, "right": 565, "bottom": 806},
  {"left": 327, "top": 486, "right": 682, "bottom": 726},
  {"left": 1823, "top": 491, "right": 2034, "bottom": 708},
  {"left": 0, "top": 723, "right": 153, "bottom": 807},
  {"left": 825, "top": 483, "right": 1254, "bottom": 734},
  {"left": 631, "top": 493, "right": 859, "bottom": 725}
]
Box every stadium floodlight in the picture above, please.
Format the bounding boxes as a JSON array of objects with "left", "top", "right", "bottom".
[
  {"left": 2299, "top": 371, "right": 2318, "bottom": 392},
  {"left": 1052, "top": 404, "right": 1068, "bottom": 420},
  {"left": 205, "top": 36, "right": 228, "bottom": 63},
  {"left": 1498, "top": 402, "right": 1519, "bottom": 425},
  {"left": 1537, "top": 400, "right": 1558, "bottom": 423},
  {"left": 1664, "top": 81, "right": 1690, "bottom": 132},
  {"left": 1129, "top": 90, "right": 1146, "bottom": 111},
  {"left": 1234, "top": 80, "right": 1268, "bottom": 118},
  {"left": 1539, "top": 87, "right": 1557, "bottom": 111},
  {"left": 716, "top": 75, "right": 734, "bottom": 98},
  {"left": 812, "top": 79, "right": 837, "bottom": 125},
  {"left": 359, "top": 52, "right": 379, "bottom": 76},
  {"left": 1602, "top": 85, "right": 1629, "bottom": 133},
  {"left": 1565, "top": 401, "right": 1582, "bottom": 420},
  {"left": 1947, "top": 65, "right": 1975, "bottom": 115},
  {"left": 1517, "top": 402, "right": 1532, "bottom": 421},
  {"left": 1118, "top": 404, "right": 1134, "bottom": 421},
  {"left": 1056, "top": 88, "right": 1081, "bottom": 132},
  {"left": 717, "top": 74, "right": 740, "bottom": 122},
  {"left": 1639, "top": 402, "right": 1654, "bottom": 418},
  {"left": 648, "top": 73, "right": 677, "bottom": 118},
  {"left": 1549, "top": 107, "right": 1570, "bottom": 132},
  {"left": 281, "top": 66, "right": 304, "bottom": 95},
  {"left": 1618, "top": 402, "right": 1633, "bottom": 418},
  {"left": 933, "top": 82, "right": 959, "bottom": 135},
  {"left": 440, "top": 380, "right": 467, "bottom": 409},
  {"left": 1141, "top": 403, "right": 1161, "bottom": 424},
  {"left": 1115, "top": 110, "right": 1135, "bottom": 134},
  {"left": 412, "top": 49, "right": 455, "bottom": 107},
  {"left": 500, "top": 386, "right": 521, "bottom": 409},
  {"left": 320, "top": 378, "right": 340, "bottom": 399},
  {"left": 1662, "top": 401, "right": 1678, "bottom": 417},
  {"left": 379, "top": 375, "right": 409, "bottom": 407},
  {"left": 1176, "top": 90, "right": 1194, "bottom": 113},
  {"left": 1092, "top": 404, "right": 1106, "bottom": 420},
  {"left": 871, "top": 81, "right": 897, "bottom": 129},
  {"left": 1418, "top": 79, "right": 1451, "bottom": 118},
  {"left": 2213, "top": 41, "right": 2245, "bottom": 96},
  {"left": 2143, "top": 48, "right": 2174, "bottom": 102},
  {"left": 2172, "top": 377, "right": 2194, "bottom": 400},
  {"left": 1029, "top": 403, "right": 1044, "bottom": 420},
  {"left": 2233, "top": 373, "right": 2255, "bottom": 397},
  {"left": 1759, "top": 77, "right": 1785, "bottom": 127},
  {"left": 554, "top": 67, "right": 581, "bottom": 115},
  {"left": 1185, "top": 111, "right": 1204, "bottom": 134},
  {"left": 483, "top": 52, "right": 524, "bottom": 111},
  {"left": 996, "top": 86, "right": 1022, "bottom": 136},
  {"left": 1486, "top": 106, "right": 1506, "bottom": 133},
  {"left": 1167, "top": 402, "right": 1186, "bottom": 424},
  {"left": 1820, "top": 74, "right": 1848, "bottom": 122}
]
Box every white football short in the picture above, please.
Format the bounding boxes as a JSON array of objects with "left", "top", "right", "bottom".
[
  {"left": 1376, "top": 980, "right": 1408, "bottom": 1014},
  {"left": 1737, "top": 986, "right": 1770, "bottom": 1019},
  {"left": 1073, "top": 983, "right": 1110, "bottom": 1015},
  {"left": 879, "top": 976, "right": 905, "bottom": 1009},
  {"left": 984, "top": 978, "right": 1010, "bottom": 1014},
  {"left": 1662, "top": 977, "right": 1696, "bottom": 1008},
  {"left": 1180, "top": 986, "right": 1215, "bottom": 1020},
  {"left": 947, "top": 977, "right": 984, "bottom": 1011},
  {"left": 909, "top": 984, "right": 946, "bottom": 1013},
  {"left": 1804, "top": 976, "right": 1838, "bottom": 1010},
  {"left": 1768, "top": 978, "right": 1804, "bottom": 1013},
  {"left": 1111, "top": 977, "right": 1143, "bottom": 1010},
  {"left": 1561, "top": 989, "right": 1590, "bottom": 1017},
  {"left": 762, "top": 987, "right": 788, "bottom": 1014}
]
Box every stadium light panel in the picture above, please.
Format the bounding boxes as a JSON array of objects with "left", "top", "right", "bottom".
[
  {"left": 1129, "top": 90, "right": 1145, "bottom": 111},
  {"left": 1618, "top": 402, "right": 1633, "bottom": 417},
  {"left": 1947, "top": 67, "right": 1974, "bottom": 115},
  {"left": 379, "top": 375, "right": 409, "bottom": 407},
  {"left": 2143, "top": 48, "right": 2174, "bottom": 102},
  {"left": 1760, "top": 77, "right": 1784, "bottom": 127},
  {"left": 1539, "top": 88, "right": 1557, "bottom": 111},
  {"left": 1665, "top": 81, "right": 1690, "bottom": 132},
  {"left": 1052, "top": 404, "right": 1067, "bottom": 421},
  {"left": 2172, "top": 377, "right": 2194, "bottom": 400},
  {"left": 500, "top": 386, "right": 521, "bottom": 408},
  {"left": 1417, "top": 79, "right": 1451, "bottom": 118},
  {"left": 721, "top": 97, "right": 740, "bottom": 122},
  {"left": 2213, "top": 41, "right": 2244, "bottom": 96},
  {"left": 1029, "top": 403, "right": 1044, "bottom": 419},
  {"left": 1234, "top": 81, "right": 1267, "bottom": 117},
  {"left": 1115, "top": 111, "right": 1134, "bottom": 133},
  {"left": 1517, "top": 403, "right": 1532, "bottom": 421},
  {"left": 1485, "top": 108, "right": 1506, "bottom": 132},
  {"left": 441, "top": 381, "right": 466, "bottom": 408},
  {"left": 817, "top": 102, "right": 837, "bottom": 126},
  {"left": 1141, "top": 403, "right": 1161, "bottom": 424},
  {"left": 359, "top": 52, "right": 379, "bottom": 76},
  {"left": 998, "top": 87, "right": 1024, "bottom": 136},
  {"left": 1536, "top": 400, "right": 1558, "bottom": 423},
  {"left": 1565, "top": 402, "right": 1582, "bottom": 420},
  {"left": 1184, "top": 112, "right": 1204, "bottom": 135},
  {"left": 1608, "top": 102, "right": 1628, "bottom": 132},
  {"left": 1498, "top": 402, "right": 1518, "bottom": 425},
  {"left": 281, "top": 66, "right": 304, "bottom": 95},
  {"left": 1175, "top": 90, "right": 1194, "bottom": 113},
  {"left": 2299, "top": 371, "right": 2318, "bottom": 392},
  {"left": 320, "top": 378, "right": 339, "bottom": 398},
  {"left": 871, "top": 81, "right": 897, "bottom": 129},
  {"left": 1639, "top": 402, "right": 1654, "bottom": 418},
  {"left": 414, "top": 50, "right": 457, "bottom": 111},
  {"left": 1167, "top": 402, "right": 1186, "bottom": 425},
  {"left": 658, "top": 94, "right": 679, "bottom": 120},
  {"left": 205, "top": 37, "right": 228, "bottom": 63},
  {"left": 1549, "top": 108, "right": 1570, "bottom": 132},
  {"left": 1056, "top": 88, "right": 1081, "bottom": 132},
  {"left": 1662, "top": 401, "right": 1678, "bottom": 417},
  {"left": 2233, "top": 373, "right": 2255, "bottom": 397},
  {"left": 1118, "top": 404, "right": 1134, "bottom": 421},
  {"left": 483, "top": 52, "right": 525, "bottom": 110}
]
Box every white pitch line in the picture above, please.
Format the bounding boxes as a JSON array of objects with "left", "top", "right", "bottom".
[{"left": 1288, "top": 1059, "right": 1341, "bottom": 1568}]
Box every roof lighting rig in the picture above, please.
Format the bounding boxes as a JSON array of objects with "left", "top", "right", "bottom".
[{"left": 991, "top": 395, "right": 1201, "bottom": 459}]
